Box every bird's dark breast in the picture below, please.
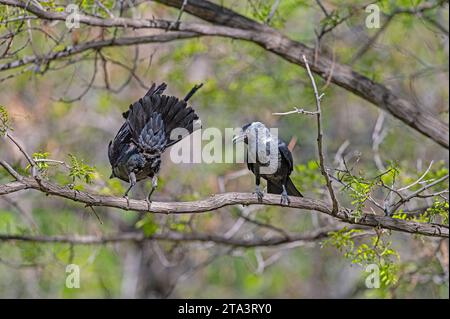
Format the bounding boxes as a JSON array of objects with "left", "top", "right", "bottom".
[
  {"left": 249, "top": 153, "right": 286, "bottom": 178},
  {"left": 112, "top": 149, "right": 161, "bottom": 182},
  {"left": 135, "top": 162, "right": 160, "bottom": 181}
]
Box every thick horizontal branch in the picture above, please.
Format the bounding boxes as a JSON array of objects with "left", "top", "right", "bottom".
[
  {"left": 0, "top": 177, "right": 447, "bottom": 238},
  {"left": 0, "top": 225, "right": 352, "bottom": 247},
  {"left": 1, "top": 0, "right": 447, "bottom": 148},
  {"left": 155, "top": 0, "right": 273, "bottom": 31}
]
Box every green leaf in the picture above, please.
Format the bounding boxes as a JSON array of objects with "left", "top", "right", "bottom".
[
  {"left": 0, "top": 105, "right": 11, "bottom": 134},
  {"left": 135, "top": 215, "right": 159, "bottom": 236},
  {"left": 68, "top": 154, "right": 96, "bottom": 185}
]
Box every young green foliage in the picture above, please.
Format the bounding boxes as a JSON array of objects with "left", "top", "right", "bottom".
[
  {"left": 292, "top": 160, "right": 325, "bottom": 194},
  {"left": 320, "top": 9, "right": 343, "bottom": 29},
  {"left": 336, "top": 163, "right": 400, "bottom": 220},
  {"left": 68, "top": 154, "right": 96, "bottom": 187},
  {"left": 419, "top": 200, "right": 449, "bottom": 225},
  {"left": 135, "top": 215, "right": 159, "bottom": 237},
  {"left": 25, "top": 152, "right": 51, "bottom": 176},
  {"left": 338, "top": 170, "right": 375, "bottom": 220},
  {"left": 322, "top": 227, "right": 400, "bottom": 287},
  {"left": 0, "top": 105, "right": 11, "bottom": 135}
]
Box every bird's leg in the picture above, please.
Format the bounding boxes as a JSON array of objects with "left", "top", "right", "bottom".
[
  {"left": 145, "top": 176, "right": 158, "bottom": 210},
  {"left": 254, "top": 174, "right": 264, "bottom": 202},
  {"left": 123, "top": 171, "right": 136, "bottom": 209},
  {"left": 281, "top": 184, "right": 291, "bottom": 206}
]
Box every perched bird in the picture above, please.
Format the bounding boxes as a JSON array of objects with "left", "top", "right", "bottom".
[
  {"left": 108, "top": 82, "right": 202, "bottom": 205},
  {"left": 233, "top": 121, "right": 303, "bottom": 205}
]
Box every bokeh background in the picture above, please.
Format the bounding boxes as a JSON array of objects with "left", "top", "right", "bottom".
[{"left": 0, "top": 0, "right": 448, "bottom": 298}]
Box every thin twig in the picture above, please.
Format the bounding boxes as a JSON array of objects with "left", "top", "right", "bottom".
[
  {"left": 302, "top": 54, "right": 339, "bottom": 215},
  {"left": 372, "top": 111, "right": 388, "bottom": 171},
  {"left": 265, "top": 0, "right": 281, "bottom": 24},
  {"left": 398, "top": 161, "right": 434, "bottom": 192},
  {"left": 167, "top": 0, "right": 188, "bottom": 30},
  {"left": 392, "top": 174, "right": 449, "bottom": 212},
  {"left": 0, "top": 159, "right": 22, "bottom": 180},
  {"left": 273, "top": 107, "right": 319, "bottom": 116}
]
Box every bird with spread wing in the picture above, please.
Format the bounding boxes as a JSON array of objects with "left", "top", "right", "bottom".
[{"left": 108, "top": 82, "right": 202, "bottom": 206}]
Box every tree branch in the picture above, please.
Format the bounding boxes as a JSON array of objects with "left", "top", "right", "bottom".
[
  {"left": 0, "top": 225, "right": 356, "bottom": 247},
  {"left": 302, "top": 54, "right": 339, "bottom": 214},
  {"left": 0, "top": 177, "right": 447, "bottom": 238},
  {"left": 0, "top": 0, "right": 448, "bottom": 148},
  {"left": 154, "top": 0, "right": 449, "bottom": 149},
  {"left": 391, "top": 174, "right": 449, "bottom": 212},
  {"left": 0, "top": 32, "right": 199, "bottom": 72}
]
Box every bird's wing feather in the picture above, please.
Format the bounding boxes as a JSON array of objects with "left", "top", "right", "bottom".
[
  {"left": 278, "top": 140, "right": 294, "bottom": 173},
  {"left": 247, "top": 161, "right": 255, "bottom": 174},
  {"left": 108, "top": 122, "right": 132, "bottom": 167},
  {"left": 126, "top": 100, "right": 148, "bottom": 141}
]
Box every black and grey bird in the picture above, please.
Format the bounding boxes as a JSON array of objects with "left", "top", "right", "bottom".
[
  {"left": 233, "top": 122, "right": 303, "bottom": 205},
  {"left": 108, "top": 82, "right": 202, "bottom": 205}
]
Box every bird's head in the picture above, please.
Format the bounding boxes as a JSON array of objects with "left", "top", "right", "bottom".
[{"left": 232, "top": 122, "right": 268, "bottom": 144}]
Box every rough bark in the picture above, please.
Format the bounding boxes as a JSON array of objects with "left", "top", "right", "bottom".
[{"left": 0, "top": 177, "right": 447, "bottom": 238}]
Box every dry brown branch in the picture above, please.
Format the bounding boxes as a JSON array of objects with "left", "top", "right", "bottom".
[{"left": 0, "top": 176, "right": 447, "bottom": 238}]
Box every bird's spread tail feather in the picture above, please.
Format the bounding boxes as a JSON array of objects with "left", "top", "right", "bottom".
[
  {"left": 184, "top": 83, "right": 203, "bottom": 102},
  {"left": 146, "top": 82, "right": 167, "bottom": 97},
  {"left": 122, "top": 82, "right": 167, "bottom": 119},
  {"left": 125, "top": 83, "right": 200, "bottom": 148}
]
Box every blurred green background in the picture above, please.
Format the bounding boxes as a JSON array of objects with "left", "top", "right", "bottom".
[{"left": 0, "top": 0, "right": 448, "bottom": 298}]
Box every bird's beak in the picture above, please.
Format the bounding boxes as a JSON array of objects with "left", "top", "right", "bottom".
[{"left": 232, "top": 132, "right": 246, "bottom": 144}]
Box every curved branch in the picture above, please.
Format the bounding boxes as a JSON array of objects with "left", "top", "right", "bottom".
[{"left": 0, "top": 177, "right": 447, "bottom": 238}]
